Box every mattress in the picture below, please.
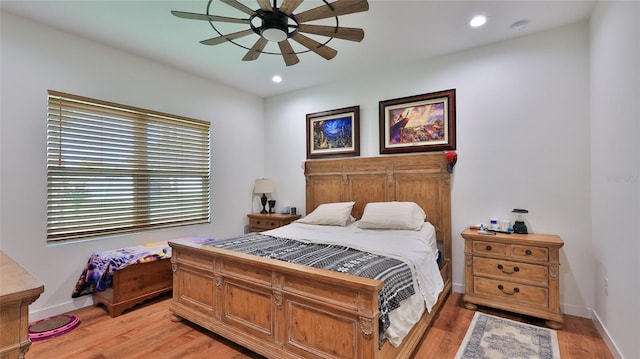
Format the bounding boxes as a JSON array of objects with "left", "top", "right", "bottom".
[{"left": 263, "top": 221, "right": 444, "bottom": 347}]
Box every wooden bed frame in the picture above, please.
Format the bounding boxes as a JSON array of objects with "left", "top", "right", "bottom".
[{"left": 169, "top": 153, "right": 452, "bottom": 359}]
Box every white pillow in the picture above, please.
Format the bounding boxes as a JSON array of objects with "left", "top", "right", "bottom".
[
  {"left": 357, "top": 201, "right": 426, "bottom": 230},
  {"left": 296, "top": 201, "right": 355, "bottom": 226}
]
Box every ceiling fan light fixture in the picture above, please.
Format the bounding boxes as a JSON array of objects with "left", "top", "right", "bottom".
[
  {"left": 260, "top": 12, "right": 289, "bottom": 42},
  {"left": 262, "top": 27, "right": 288, "bottom": 42}
]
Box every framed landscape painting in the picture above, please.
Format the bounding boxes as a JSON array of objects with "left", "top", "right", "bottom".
[
  {"left": 379, "top": 89, "right": 456, "bottom": 154},
  {"left": 306, "top": 106, "right": 360, "bottom": 159}
]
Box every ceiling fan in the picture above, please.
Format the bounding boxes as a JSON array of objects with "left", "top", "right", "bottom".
[{"left": 171, "top": 0, "right": 369, "bottom": 66}]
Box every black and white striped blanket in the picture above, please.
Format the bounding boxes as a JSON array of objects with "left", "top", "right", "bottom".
[{"left": 206, "top": 232, "right": 415, "bottom": 340}]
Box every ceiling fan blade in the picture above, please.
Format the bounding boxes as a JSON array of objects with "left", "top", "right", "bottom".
[
  {"left": 297, "top": 24, "right": 364, "bottom": 42},
  {"left": 278, "top": 40, "right": 300, "bottom": 66},
  {"left": 294, "top": 0, "right": 369, "bottom": 23},
  {"left": 278, "top": 0, "right": 304, "bottom": 15},
  {"left": 221, "top": 0, "right": 257, "bottom": 16},
  {"left": 242, "top": 37, "right": 269, "bottom": 61},
  {"left": 171, "top": 10, "right": 250, "bottom": 24},
  {"left": 291, "top": 33, "right": 337, "bottom": 60},
  {"left": 200, "top": 29, "right": 256, "bottom": 45},
  {"left": 257, "top": 0, "right": 272, "bottom": 12}
]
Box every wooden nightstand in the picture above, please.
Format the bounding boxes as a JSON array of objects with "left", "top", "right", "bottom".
[
  {"left": 461, "top": 228, "right": 564, "bottom": 329},
  {"left": 247, "top": 213, "right": 301, "bottom": 232}
]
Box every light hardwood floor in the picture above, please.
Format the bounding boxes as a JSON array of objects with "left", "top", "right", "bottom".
[{"left": 26, "top": 292, "right": 613, "bottom": 358}]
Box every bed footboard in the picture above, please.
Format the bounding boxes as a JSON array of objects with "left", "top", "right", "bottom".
[{"left": 169, "top": 240, "right": 384, "bottom": 359}]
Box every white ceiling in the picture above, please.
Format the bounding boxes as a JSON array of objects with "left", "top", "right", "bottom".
[{"left": 1, "top": 0, "right": 596, "bottom": 98}]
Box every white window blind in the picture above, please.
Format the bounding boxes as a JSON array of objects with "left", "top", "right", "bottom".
[{"left": 47, "top": 90, "right": 211, "bottom": 242}]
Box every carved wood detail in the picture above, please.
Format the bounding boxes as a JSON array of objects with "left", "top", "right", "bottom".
[
  {"left": 549, "top": 264, "right": 559, "bottom": 279},
  {"left": 273, "top": 291, "right": 283, "bottom": 307},
  {"left": 359, "top": 316, "right": 374, "bottom": 338}
]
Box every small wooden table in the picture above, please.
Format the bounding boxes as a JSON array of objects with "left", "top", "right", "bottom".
[
  {"left": 1, "top": 251, "right": 44, "bottom": 359},
  {"left": 461, "top": 228, "right": 564, "bottom": 329}
]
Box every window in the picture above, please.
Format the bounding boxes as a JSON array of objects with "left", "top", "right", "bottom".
[{"left": 47, "top": 90, "right": 210, "bottom": 242}]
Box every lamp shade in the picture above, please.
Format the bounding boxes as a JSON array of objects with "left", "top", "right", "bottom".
[{"left": 253, "top": 178, "right": 274, "bottom": 194}]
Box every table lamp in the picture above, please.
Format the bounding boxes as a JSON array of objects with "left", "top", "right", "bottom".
[{"left": 253, "top": 178, "right": 274, "bottom": 214}]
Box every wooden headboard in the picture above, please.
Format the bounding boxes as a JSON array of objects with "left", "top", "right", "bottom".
[{"left": 304, "top": 153, "right": 452, "bottom": 282}]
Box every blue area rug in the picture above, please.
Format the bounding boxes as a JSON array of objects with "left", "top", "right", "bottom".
[{"left": 455, "top": 312, "right": 560, "bottom": 359}]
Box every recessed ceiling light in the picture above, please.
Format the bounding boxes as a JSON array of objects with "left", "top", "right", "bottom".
[
  {"left": 272, "top": 75, "right": 282, "bottom": 83},
  {"left": 470, "top": 15, "right": 487, "bottom": 28}
]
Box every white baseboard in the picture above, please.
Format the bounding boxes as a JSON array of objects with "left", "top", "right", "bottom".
[
  {"left": 452, "top": 282, "right": 464, "bottom": 293},
  {"left": 592, "top": 309, "right": 625, "bottom": 359},
  {"left": 29, "top": 296, "right": 93, "bottom": 322},
  {"left": 561, "top": 302, "right": 592, "bottom": 318}
]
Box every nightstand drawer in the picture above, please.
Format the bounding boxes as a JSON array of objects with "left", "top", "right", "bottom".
[
  {"left": 511, "top": 244, "right": 548, "bottom": 261},
  {"left": 473, "top": 257, "right": 549, "bottom": 287},
  {"left": 473, "top": 277, "right": 549, "bottom": 309},
  {"left": 249, "top": 217, "right": 280, "bottom": 230},
  {"left": 472, "top": 240, "right": 507, "bottom": 256}
]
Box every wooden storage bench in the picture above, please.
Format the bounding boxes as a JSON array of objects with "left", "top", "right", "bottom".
[
  {"left": 92, "top": 258, "right": 173, "bottom": 317},
  {"left": 72, "top": 239, "right": 214, "bottom": 317}
]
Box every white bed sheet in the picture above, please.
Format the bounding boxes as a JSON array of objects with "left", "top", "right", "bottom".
[{"left": 263, "top": 221, "right": 444, "bottom": 347}]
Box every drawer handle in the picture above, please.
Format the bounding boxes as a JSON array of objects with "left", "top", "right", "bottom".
[
  {"left": 486, "top": 245, "right": 492, "bottom": 251},
  {"left": 270, "top": 222, "right": 275, "bottom": 226},
  {"left": 256, "top": 220, "right": 261, "bottom": 224},
  {"left": 497, "top": 284, "right": 520, "bottom": 295},
  {"left": 525, "top": 249, "right": 532, "bottom": 256},
  {"left": 497, "top": 264, "right": 520, "bottom": 274}
]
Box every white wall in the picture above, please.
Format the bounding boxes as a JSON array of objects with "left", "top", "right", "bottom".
[
  {"left": 590, "top": 2, "right": 640, "bottom": 358},
  {"left": 3, "top": 6, "right": 637, "bottom": 358},
  {"left": 265, "top": 22, "right": 593, "bottom": 317},
  {"left": 0, "top": 12, "right": 265, "bottom": 320}
]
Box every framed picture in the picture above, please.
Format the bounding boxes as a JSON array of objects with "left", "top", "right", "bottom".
[
  {"left": 306, "top": 106, "right": 360, "bottom": 159},
  {"left": 379, "top": 89, "right": 456, "bottom": 154}
]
